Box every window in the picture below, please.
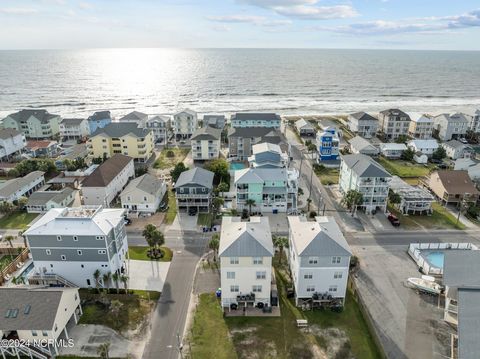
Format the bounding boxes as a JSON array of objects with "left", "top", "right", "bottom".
[
  {"left": 77, "top": 250, "right": 83, "bottom": 256},
  {"left": 57, "top": 235, "right": 62, "bottom": 241},
  {"left": 61, "top": 255, "right": 66, "bottom": 261},
  {"left": 227, "top": 272, "right": 235, "bottom": 279},
  {"left": 81, "top": 264, "right": 84, "bottom": 268},
  {"left": 42, "top": 331, "right": 48, "bottom": 337},
  {"left": 308, "top": 257, "right": 318, "bottom": 264},
  {"left": 230, "top": 285, "right": 239, "bottom": 293},
  {"left": 230, "top": 257, "right": 239, "bottom": 265},
  {"left": 98, "top": 250, "right": 106, "bottom": 254},
  {"left": 304, "top": 273, "right": 313, "bottom": 279},
  {"left": 256, "top": 271, "right": 266, "bottom": 280},
  {"left": 332, "top": 256, "right": 341, "bottom": 264},
  {"left": 334, "top": 272, "right": 343, "bottom": 279},
  {"left": 253, "top": 257, "right": 263, "bottom": 265},
  {"left": 86, "top": 279, "right": 91, "bottom": 286},
  {"left": 46, "top": 249, "right": 51, "bottom": 255},
  {"left": 329, "top": 285, "right": 338, "bottom": 292},
  {"left": 252, "top": 285, "right": 262, "bottom": 293},
  {"left": 54, "top": 324, "right": 58, "bottom": 332},
  {"left": 32, "top": 330, "right": 38, "bottom": 336},
  {"left": 306, "top": 286, "right": 315, "bottom": 292},
  {"left": 96, "top": 236, "right": 105, "bottom": 240},
  {"left": 73, "top": 236, "right": 78, "bottom": 241},
  {"left": 144, "top": 196, "right": 147, "bottom": 201}
]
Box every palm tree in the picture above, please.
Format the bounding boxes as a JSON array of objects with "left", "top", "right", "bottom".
[
  {"left": 142, "top": 224, "right": 165, "bottom": 258},
  {"left": 120, "top": 275, "right": 129, "bottom": 293},
  {"left": 4, "top": 235, "right": 15, "bottom": 255},
  {"left": 212, "top": 197, "right": 224, "bottom": 221},
  {"left": 341, "top": 190, "right": 363, "bottom": 217},
  {"left": 209, "top": 234, "right": 220, "bottom": 262},
  {"left": 109, "top": 300, "right": 123, "bottom": 329},
  {"left": 217, "top": 182, "right": 229, "bottom": 197},
  {"left": 97, "top": 342, "right": 111, "bottom": 359},
  {"left": 306, "top": 198, "right": 312, "bottom": 212},
  {"left": 93, "top": 269, "right": 101, "bottom": 292},
  {"left": 102, "top": 272, "right": 111, "bottom": 291},
  {"left": 245, "top": 199, "right": 256, "bottom": 215},
  {"left": 272, "top": 235, "right": 289, "bottom": 264},
  {"left": 112, "top": 272, "right": 120, "bottom": 294}
]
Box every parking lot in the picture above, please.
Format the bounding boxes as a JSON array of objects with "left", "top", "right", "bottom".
[{"left": 352, "top": 244, "right": 454, "bottom": 359}]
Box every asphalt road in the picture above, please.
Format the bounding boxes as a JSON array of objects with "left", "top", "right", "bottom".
[{"left": 141, "top": 229, "right": 208, "bottom": 359}]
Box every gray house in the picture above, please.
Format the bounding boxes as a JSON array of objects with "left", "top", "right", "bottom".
[
  {"left": 348, "top": 136, "right": 379, "bottom": 156},
  {"left": 433, "top": 113, "right": 471, "bottom": 141},
  {"left": 175, "top": 167, "right": 214, "bottom": 212},
  {"left": 347, "top": 112, "right": 379, "bottom": 138},
  {"left": 248, "top": 142, "right": 288, "bottom": 168},
  {"left": 26, "top": 187, "right": 76, "bottom": 213},
  {"left": 295, "top": 119, "right": 316, "bottom": 136},
  {"left": 228, "top": 127, "right": 285, "bottom": 161},
  {"left": 118, "top": 111, "right": 149, "bottom": 127},
  {"left": 203, "top": 115, "right": 226, "bottom": 129}
]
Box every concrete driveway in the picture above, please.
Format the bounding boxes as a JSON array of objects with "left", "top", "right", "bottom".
[
  {"left": 128, "top": 259, "right": 170, "bottom": 292},
  {"left": 173, "top": 213, "right": 198, "bottom": 231}
]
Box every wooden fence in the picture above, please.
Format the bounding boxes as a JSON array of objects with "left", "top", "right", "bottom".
[{"left": 0, "top": 247, "right": 30, "bottom": 286}]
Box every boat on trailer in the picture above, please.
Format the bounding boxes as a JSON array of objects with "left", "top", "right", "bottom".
[{"left": 407, "top": 275, "right": 443, "bottom": 295}]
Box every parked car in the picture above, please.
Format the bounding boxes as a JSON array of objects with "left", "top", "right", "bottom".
[
  {"left": 188, "top": 207, "right": 198, "bottom": 216},
  {"left": 387, "top": 213, "right": 400, "bottom": 227},
  {"left": 124, "top": 218, "right": 132, "bottom": 226}
]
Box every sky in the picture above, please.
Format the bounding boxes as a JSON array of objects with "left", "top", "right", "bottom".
[{"left": 0, "top": 0, "right": 480, "bottom": 50}]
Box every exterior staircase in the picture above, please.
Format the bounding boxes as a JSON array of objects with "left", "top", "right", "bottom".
[{"left": 28, "top": 273, "right": 78, "bottom": 288}]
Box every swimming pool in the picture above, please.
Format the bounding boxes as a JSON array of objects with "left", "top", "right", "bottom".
[
  {"left": 425, "top": 252, "right": 444, "bottom": 269},
  {"left": 18, "top": 262, "right": 34, "bottom": 281},
  {"left": 230, "top": 162, "right": 246, "bottom": 171}
]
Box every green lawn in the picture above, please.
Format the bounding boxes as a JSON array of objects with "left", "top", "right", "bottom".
[
  {"left": 375, "top": 157, "right": 434, "bottom": 178},
  {"left": 197, "top": 213, "right": 213, "bottom": 227},
  {"left": 128, "top": 246, "right": 173, "bottom": 262},
  {"left": 314, "top": 165, "right": 340, "bottom": 185},
  {"left": 163, "top": 190, "right": 177, "bottom": 224},
  {"left": 153, "top": 148, "right": 189, "bottom": 169},
  {"left": 189, "top": 256, "right": 382, "bottom": 359},
  {"left": 388, "top": 203, "right": 466, "bottom": 230},
  {"left": 0, "top": 212, "right": 38, "bottom": 229},
  {"left": 78, "top": 289, "right": 159, "bottom": 333}
]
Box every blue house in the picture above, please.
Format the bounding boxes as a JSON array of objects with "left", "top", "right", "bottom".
[
  {"left": 317, "top": 126, "right": 340, "bottom": 165},
  {"left": 87, "top": 111, "right": 112, "bottom": 134}
]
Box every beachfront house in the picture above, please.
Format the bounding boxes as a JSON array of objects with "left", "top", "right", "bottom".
[
  {"left": 288, "top": 216, "right": 352, "bottom": 307},
  {"left": 234, "top": 167, "right": 298, "bottom": 214},
  {"left": 88, "top": 122, "right": 154, "bottom": 163},
  {"left": 173, "top": 109, "right": 198, "bottom": 140},
  {"left": 467, "top": 109, "right": 480, "bottom": 133},
  {"left": 348, "top": 136, "right": 379, "bottom": 156},
  {"left": 407, "top": 139, "right": 439, "bottom": 157},
  {"left": 118, "top": 111, "right": 148, "bottom": 128},
  {"left": 248, "top": 142, "right": 289, "bottom": 168},
  {"left": 2, "top": 109, "right": 61, "bottom": 139},
  {"left": 433, "top": 113, "right": 471, "bottom": 141},
  {"left": 203, "top": 115, "right": 226, "bottom": 129},
  {"left": 408, "top": 113, "right": 434, "bottom": 139},
  {"left": 59, "top": 118, "right": 90, "bottom": 140},
  {"left": 120, "top": 173, "right": 166, "bottom": 215},
  {"left": 190, "top": 126, "right": 222, "bottom": 160},
  {"left": 379, "top": 143, "right": 407, "bottom": 159},
  {"left": 295, "top": 119, "right": 316, "bottom": 136},
  {"left": 231, "top": 113, "right": 281, "bottom": 129},
  {"left": 26, "top": 187, "right": 76, "bottom": 213},
  {"left": 228, "top": 127, "right": 285, "bottom": 161},
  {"left": 81, "top": 154, "right": 134, "bottom": 207},
  {"left": 0, "top": 171, "right": 45, "bottom": 203},
  {"left": 378, "top": 109, "right": 411, "bottom": 141},
  {"left": 441, "top": 140, "right": 474, "bottom": 160},
  {"left": 0, "top": 287, "right": 82, "bottom": 357},
  {"left": 87, "top": 111, "right": 112, "bottom": 134},
  {"left": 24, "top": 205, "right": 129, "bottom": 288},
  {"left": 175, "top": 167, "right": 214, "bottom": 213},
  {"left": 389, "top": 176, "right": 434, "bottom": 214},
  {"left": 426, "top": 170, "right": 480, "bottom": 205},
  {"left": 317, "top": 126, "right": 340, "bottom": 166},
  {"left": 339, "top": 154, "right": 392, "bottom": 214},
  {"left": 0, "top": 128, "right": 26, "bottom": 161},
  {"left": 347, "top": 112, "right": 378, "bottom": 139},
  {"left": 219, "top": 216, "right": 274, "bottom": 310},
  {"left": 145, "top": 115, "right": 169, "bottom": 143}
]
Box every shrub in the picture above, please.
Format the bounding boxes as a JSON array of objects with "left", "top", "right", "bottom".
[
  {"left": 166, "top": 150, "right": 175, "bottom": 158},
  {"left": 309, "top": 211, "right": 317, "bottom": 218}
]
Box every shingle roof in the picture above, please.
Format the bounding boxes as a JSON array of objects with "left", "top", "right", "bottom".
[
  {"left": 288, "top": 216, "right": 351, "bottom": 257},
  {"left": 234, "top": 167, "right": 288, "bottom": 184},
  {"left": 348, "top": 136, "right": 378, "bottom": 153},
  {"left": 0, "top": 128, "right": 23, "bottom": 140},
  {"left": 252, "top": 142, "right": 282, "bottom": 155},
  {"left": 408, "top": 113, "right": 433, "bottom": 123},
  {"left": 443, "top": 139, "right": 465, "bottom": 150},
  {"left": 0, "top": 171, "right": 45, "bottom": 199},
  {"left": 121, "top": 174, "right": 164, "bottom": 197},
  {"left": 203, "top": 115, "right": 225, "bottom": 128},
  {"left": 0, "top": 287, "right": 77, "bottom": 331},
  {"left": 119, "top": 111, "right": 148, "bottom": 122},
  {"left": 457, "top": 288, "right": 480, "bottom": 359},
  {"left": 26, "top": 140, "right": 56, "bottom": 150},
  {"left": 349, "top": 112, "right": 378, "bottom": 122},
  {"left": 6, "top": 109, "right": 59, "bottom": 123},
  {"left": 408, "top": 139, "right": 439, "bottom": 150},
  {"left": 433, "top": 170, "right": 480, "bottom": 195},
  {"left": 341, "top": 154, "right": 391, "bottom": 178},
  {"left": 60, "top": 118, "right": 85, "bottom": 126},
  {"left": 219, "top": 216, "right": 274, "bottom": 257},
  {"left": 148, "top": 115, "right": 169, "bottom": 123},
  {"left": 175, "top": 167, "right": 214, "bottom": 189},
  {"left": 88, "top": 111, "right": 112, "bottom": 122},
  {"left": 379, "top": 108, "right": 410, "bottom": 119},
  {"left": 232, "top": 113, "right": 281, "bottom": 122},
  {"left": 191, "top": 126, "right": 221, "bottom": 141},
  {"left": 295, "top": 118, "right": 315, "bottom": 130},
  {"left": 82, "top": 154, "right": 133, "bottom": 187},
  {"left": 443, "top": 251, "right": 480, "bottom": 288},
  {"left": 91, "top": 122, "right": 150, "bottom": 138},
  {"left": 26, "top": 187, "right": 75, "bottom": 207}
]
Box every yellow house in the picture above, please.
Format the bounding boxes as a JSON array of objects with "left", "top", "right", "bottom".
[{"left": 88, "top": 122, "right": 154, "bottom": 163}]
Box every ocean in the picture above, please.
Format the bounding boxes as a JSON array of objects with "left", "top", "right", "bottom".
[{"left": 0, "top": 48, "right": 479, "bottom": 118}]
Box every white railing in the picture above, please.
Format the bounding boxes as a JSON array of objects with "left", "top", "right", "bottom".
[{"left": 29, "top": 273, "right": 78, "bottom": 288}]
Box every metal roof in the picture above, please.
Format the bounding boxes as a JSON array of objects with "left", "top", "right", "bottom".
[
  {"left": 443, "top": 251, "right": 480, "bottom": 288},
  {"left": 234, "top": 167, "right": 288, "bottom": 184},
  {"left": 458, "top": 288, "right": 480, "bottom": 359},
  {"left": 341, "top": 154, "right": 391, "bottom": 178}
]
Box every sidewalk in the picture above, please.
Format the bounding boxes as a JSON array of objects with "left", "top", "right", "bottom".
[{"left": 444, "top": 205, "right": 478, "bottom": 229}]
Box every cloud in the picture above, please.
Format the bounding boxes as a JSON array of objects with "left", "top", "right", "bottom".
[
  {"left": 79, "top": 2, "right": 93, "bottom": 10},
  {"left": 207, "top": 15, "right": 291, "bottom": 27},
  {"left": 237, "top": 0, "right": 358, "bottom": 20},
  {"left": 446, "top": 9, "right": 480, "bottom": 28},
  {"left": 211, "top": 24, "right": 231, "bottom": 32},
  {"left": 0, "top": 8, "right": 38, "bottom": 15}
]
